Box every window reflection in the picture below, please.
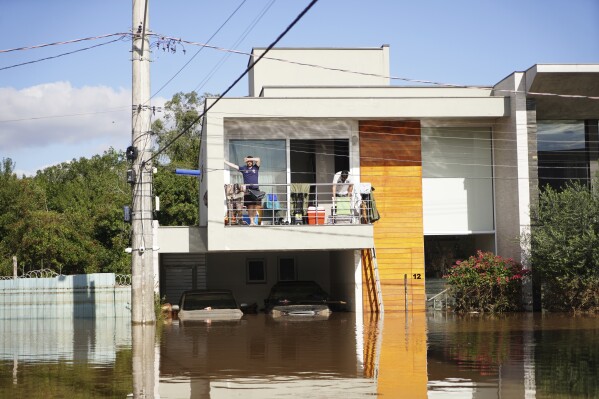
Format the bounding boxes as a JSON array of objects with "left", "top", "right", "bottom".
[{"left": 537, "top": 120, "right": 589, "bottom": 191}]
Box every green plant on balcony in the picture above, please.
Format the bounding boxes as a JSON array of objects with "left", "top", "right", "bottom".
[{"left": 444, "top": 251, "right": 529, "bottom": 313}]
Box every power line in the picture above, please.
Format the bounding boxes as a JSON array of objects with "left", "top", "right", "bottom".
[
  {"left": 0, "top": 36, "right": 128, "bottom": 71},
  {"left": 0, "top": 33, "right": 131, "bottom": 54},
  {"left": 150, "top": 0, "right": 248, "bottom": 101},
  {"left": 148, "top": 0, "right": 320, "bottom": 164},
  {"left": 2, "top": 30, "right": 597, "bottom": 101},
  {"left": 0, "top": 107, "right": 129, "bottom": 123},
  {"left": 192, "top": 0, "right": 276, "bottom": 94},
  {"left": 147, "top": 34, "right": 599, "bottom": 101}
]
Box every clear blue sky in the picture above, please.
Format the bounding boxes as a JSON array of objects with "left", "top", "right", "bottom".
[{"left": 1, "top": 0, "right": 598, "bottom": 175}]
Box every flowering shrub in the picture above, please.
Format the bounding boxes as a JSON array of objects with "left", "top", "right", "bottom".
[{"left": 444, "top": 251, "right": 530, "bottom": 313}]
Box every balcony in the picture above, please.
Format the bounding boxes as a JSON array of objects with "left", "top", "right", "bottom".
[{"left": 207, "top": 183, "right": 375, "bottom": 252}]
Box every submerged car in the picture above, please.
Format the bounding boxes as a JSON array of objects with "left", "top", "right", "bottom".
[
  {"left": 175, "top": 289, "right": 243, "bottom": 322},
  {"left": 264, "top": 281, "right": 345, "bottom": 318}
]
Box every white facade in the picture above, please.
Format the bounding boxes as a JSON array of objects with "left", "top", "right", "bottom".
[{"left": 157, "top": 45, "right": 599, "bottom": 312}]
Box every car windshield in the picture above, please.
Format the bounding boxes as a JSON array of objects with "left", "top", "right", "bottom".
[
  {"left": 271, "top": 282, "right": 326, "bottom": 300},
  {"left": 182, "top": 293, "right": 237, "bottom": 310}
]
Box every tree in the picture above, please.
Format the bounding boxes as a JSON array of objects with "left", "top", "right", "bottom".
[
  {"left": 151, "top": 91, "right": 215, "bottom": 226},
  {"left": 0, "top": 151, "right": 131, "bottom": 276},
  {"left": 0, "top": 159, "right": 46, "bottom": 274},
  {"left": 152, "top": 91, "right": 206, "bottom": 167},
  {"left": 529, "top": 182, "right": 599, "bottom": 311}
]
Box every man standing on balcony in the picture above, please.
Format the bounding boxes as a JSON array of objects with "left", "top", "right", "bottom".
[
  {"left": 332, "top": 170, "right": 353, "bottom": 198},
  {"left": 225, "top": 156, "right": 261, "bottom": 225},
  {"left": 332, "top": 170, "right": 355, "bottom": 222}
]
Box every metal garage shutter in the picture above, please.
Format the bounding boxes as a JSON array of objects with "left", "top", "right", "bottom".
[{"left": 161, "top": 254, "right": 207, "bottom": 305}]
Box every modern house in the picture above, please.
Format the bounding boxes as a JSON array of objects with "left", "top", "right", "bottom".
[{"left": 156, "top": 45, "right": 599, "bottom": 314}]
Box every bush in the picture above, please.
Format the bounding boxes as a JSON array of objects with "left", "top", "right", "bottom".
[
  {"left": 542, "top": 276, "right": 599, "bottom": 312},
  {"left": 444, "top": 251, "right": 529, "bottom": 313},
  {"left": 528, "top": 181, "right": 599, "bottom": 312}
]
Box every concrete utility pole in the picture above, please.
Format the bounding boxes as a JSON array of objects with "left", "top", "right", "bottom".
[{"left": 131, "top": 0, "right": 155, "bottom": 324}]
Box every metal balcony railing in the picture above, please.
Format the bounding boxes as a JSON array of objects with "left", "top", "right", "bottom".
[{"left": 224, "top": 182, "right": 377, "bottom": 226}]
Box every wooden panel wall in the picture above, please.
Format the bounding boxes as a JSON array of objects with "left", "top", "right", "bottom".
[{"left": 360, "top": 120, "right": 425, "bottom": 312}]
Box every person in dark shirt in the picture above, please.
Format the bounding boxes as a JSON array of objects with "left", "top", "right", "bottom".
[{"left": 225, "top": 155, "right": 261, "bottom": 225}]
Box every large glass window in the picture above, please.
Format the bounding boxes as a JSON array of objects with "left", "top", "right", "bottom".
[
  {"left": 229, "top": 139, "right": 287, "bottom": 194},
  {"left": 537, "top": 121, "right": 589, "bottom": 191}
]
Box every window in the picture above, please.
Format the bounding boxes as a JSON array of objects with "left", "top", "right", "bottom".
[
  {"left": 246, "top": 258, "right": 266, "bottom": 283},
  {"left": 537, "top": 120, "right": 591, "bottom": 191},
  {"left": 278, "top": 257, "right": 296, "bottom": 281},
  {"left": 229, "top": 139, "right": 287, "bottom": 196}
]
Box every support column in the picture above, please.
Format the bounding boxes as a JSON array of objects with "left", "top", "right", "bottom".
[{"left": 131, "top": 0, "right": 155, "bottom": 324}]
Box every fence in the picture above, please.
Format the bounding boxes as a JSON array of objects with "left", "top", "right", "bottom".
[
  {"left": 224, "top": 182, "right": 379, "bottom": 226},
  {"left": 0, "top": 271, "right": 131, "bottom": 319}
]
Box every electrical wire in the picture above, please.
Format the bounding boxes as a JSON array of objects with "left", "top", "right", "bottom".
[
  {"left": 0, "top": 36, "right": 128, "bottom": 71},
  {"left": 149, "top": 0, "right": 248, "bottom": 101},
  {"left": 1, "top": 29, "right": 597, "bottom": 101},
  {"left": 148, "top": 0, "right": 320, "bottom": 165},
  {"left": 147, "top": 33, "right": 599, "bottom": 101},
  {"left": 193, "top": 0, "right": 276, "bottom": 95},
  {"left": 0, "top": 33, "right": 131, "bottom": 54}
]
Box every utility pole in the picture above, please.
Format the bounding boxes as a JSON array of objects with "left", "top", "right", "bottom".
[{"left": 131, "top": 0, "right": 155, "bottom": 324}]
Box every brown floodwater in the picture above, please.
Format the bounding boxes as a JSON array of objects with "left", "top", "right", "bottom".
[{"left": 1, "top": 312, "right": 598, "bottom": 398}]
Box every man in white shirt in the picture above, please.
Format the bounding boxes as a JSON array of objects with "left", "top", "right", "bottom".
[{"left": 332, "top": 170, "right": 353, "bottom": 197}]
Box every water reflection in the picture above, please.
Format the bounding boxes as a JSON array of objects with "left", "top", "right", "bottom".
[
  {"left": 158, "top": 313, "right": 378, "bottom": 398},
  {"left": 1, "top": 312, "right": 598, "bottom": 398},
  {"left": 427, "top": 312, "right": 599, "bottom": 398},
  {"left": 0, "top": 317, "right": 132, "bottom": 397}
]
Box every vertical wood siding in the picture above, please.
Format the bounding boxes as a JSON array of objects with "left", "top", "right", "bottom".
[{"left": 360, "top": 120, "right": 426, "bottom": 312}]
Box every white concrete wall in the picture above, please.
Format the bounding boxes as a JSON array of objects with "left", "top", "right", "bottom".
[
  {"left": 203, "top": 96, "right": 507, "bottom": 252},
  {"left": 199, "top": 117, "right": 208, "bottom": 227},
  {"left": 249, "top": 46, "right": 390, "bottom": 97},
  {"left": 157, "top": 226, "right": 207, "bottom": 253},
  {"left": 261, "top": 86, "right": 494, "bottom": 98}
]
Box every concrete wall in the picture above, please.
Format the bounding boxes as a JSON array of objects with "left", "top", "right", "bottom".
[
  {"left": 203, "top": 97, "right": 506, "bottom": 252},
  {"left": 249, "top": 46, "right": 390, "bottom": 96},
  {"left": 207, "top": 251, "right": 333, "bottom": 310},
  {"left": 492, "top": 73, "right": 532, "bottom": 262},
  {"left": 330, "top": 250, "right": 360, "bottom": 312},
  {"left": 261, "top": 86, "right": 494, "bottom": 98},
  {"left": 0, "top": 273, "right": 130, "bottom": 319}
]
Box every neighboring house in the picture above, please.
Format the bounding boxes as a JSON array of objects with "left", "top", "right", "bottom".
[{"left": 156, "top": 45, "right": 599, "bottom": 313}]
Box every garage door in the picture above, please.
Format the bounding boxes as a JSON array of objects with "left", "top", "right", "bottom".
[{"left": 161, "top": 254, "right": 207, "bottom": 305}]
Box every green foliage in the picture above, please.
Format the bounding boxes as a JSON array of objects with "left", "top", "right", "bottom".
[
  {"left": 152, "top": 91, "right": 207, "bottom": 167},
  {"left": 529, "top": 182, "right": 599, "bottom": 312},
  {"left": 531, "top": 182, "right": 599, "bottom": 279},
  {"left": 0, "top": 150, "right": 131, "bottom": 276},
  {"left": 151, "top": 91, "right": 214, "bottom": 226},
  {"left": 154, "top": 165, "right": 199, "bottom": 225},
  {"left": 540, "top": 276, "right": 599, "bottom": 312},
  {"left": 444, "top": 250, "right": 529, "bottom": 313},
  {"left": 0, "top": 91, "right": 214, "bottom": 275}
]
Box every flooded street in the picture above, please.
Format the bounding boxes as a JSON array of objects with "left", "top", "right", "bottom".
[{"left": 1, "top": 312, "right": 598, "bottom": 398}]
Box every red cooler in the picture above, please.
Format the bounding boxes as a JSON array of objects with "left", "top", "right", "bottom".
[{"left": 308, "top": 207, "right": 326, "bottom": 225}]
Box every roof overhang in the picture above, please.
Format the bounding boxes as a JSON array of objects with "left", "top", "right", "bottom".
[{"left": 525, "top": 64, "right": 599, "bottom": 119}]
